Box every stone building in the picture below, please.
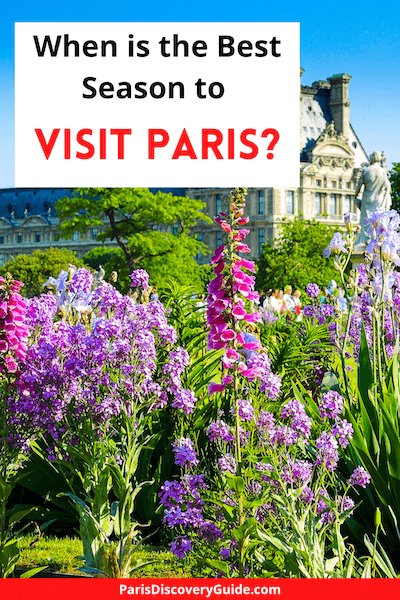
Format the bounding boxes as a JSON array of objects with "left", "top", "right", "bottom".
[
  {"left": 0, "top": 73, "right": 371, "bottom": 265},
  {"left": 0, "top": 188, "right": 109, "bottom": 266},
  {"left": 186, "top": 71, "right": 370, "bottom": 260},
  {"left": 0, "top": 187, "right": 184, "bottom": 266}
]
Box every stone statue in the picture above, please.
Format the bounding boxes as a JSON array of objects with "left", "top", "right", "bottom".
[{"left": 355, "top": 150, "right": 392, "bottom": 246}]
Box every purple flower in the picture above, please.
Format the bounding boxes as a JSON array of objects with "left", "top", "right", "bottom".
[
  {"left": 315, "top": 432, "right": 339, "bottom": 471},
  {"left": 348, "top": 466, "right": 371, "bottom": 488},
  {"left": 332, "top": 418, "right": 353, "bottom": 447},
  {"left": 303, "top": 305, "right": 315, "bottom": 318},
  {"left": 282, "top": 460, "right": 313, "bottom": 486},
  {"left": 218, "top": 453, "right": 236, "bottom": 474},
  {"left": 220, "top": 547, "right": 231, "bottom": 560},
  {"left": 339, "top": 495, "right": 355, "bottom": 514},
  {"left": 207, "top": 420, "right": 234, "bottom": 442},
  {"left": 171, "top": 388, "right": 197, "bottom": 414},
  {"left": 306, "top": 283, "right": 320, "bottom": 298},
  {"left": 300, "top": 486, "right": 315, "bottom": 504},
  {"left": 236, "top": 399, "right": 254, "bottom": 421},
  {"left": 172, "top": 438, "right": 198, "bottom": 469},
  {"left": 248, "top": 481, "right": 262, "bottom": 496},
  {"left": 319, "top": 391, "right": 344, "bottom": 419},
  {"left": 170, "top": 536, "right": 192, "bottom": 558},
  {"left": 130, "top": 269, "right": 150, "bottom": 290},
  {"left": 198, "top": 522, "right": 223, "bottom": 542},
  {"left": 281, "top": 400, "right": 311, "bottom": 439},
  {"left": 324, "top": 232, "right": 347, "bottom": 258}
]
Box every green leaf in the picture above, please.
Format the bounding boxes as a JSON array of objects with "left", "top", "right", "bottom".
[{"left": 20, "top": 566, "right": 48, "bottom": 578}]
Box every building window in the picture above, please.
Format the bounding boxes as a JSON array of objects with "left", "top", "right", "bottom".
[
  {"left": 0, "top": 236, "right": 4, "bottom": 245},
  {"left": 72, "top": 231, "right": 79, "bottom": 241},
  {"left": 258, "top": 190, "right": 265, "bottom": 215},
  {"left": 346, "top": 181, "right": 352, "bottom": 189},
  {"left": 258, "top": 228, "right": 265, "bottom": 255},
  {"left": 329, "top": 194, "right": 338, "bottom": 216},
  {"left": 331, "top": 180, "right": 337, "bottom": 188},
  {"left": 216, "top": 231, "right": 222, "bottom": 247},
  {"left": 344, "top": 195, "right": 352, "bottom": 214},
  {"left": 17, "top": 233, "right": 23, "bottom": 244},
  {"left": 286, "top": 191, "right": 295, "bottom": 215},
  {"left": 315, "top": 193, "right": 321, "bottom": 215},
  {"left": 35, "top": 232, "right": 41, "bottom": 243},
  {"left": 316, "top": 179, "right": 322, "bottom": 187},
  {"left": 92, "top": 228, "right": 99, "bottom": 239},
  {"left": 266, "top": 190, "right": 274, "bottom": 215},
  {"left": 172, "top": 224, "right": 179, "bottom": 235},
  {"left": 215, "top": 193, "right": 222, "bottom": 215}
]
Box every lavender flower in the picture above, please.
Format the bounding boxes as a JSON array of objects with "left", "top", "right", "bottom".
[
  {"left": 319, "top": 391, "right": 344, "bottom": 419},
  {"left": 218, "top": 453, "right": 236, "bottom": 474},
  {"left": 172, "top": 438, "right": 198, "bottom": 469},
  {"left": 348, "top": 466, "right": 371, "bottom": 488},
  {"left": 306, "top": 283, "right": 320, "bottom": 298},
  {"left": 332, "top": 418, "right": 353, "bottom": 448},
  {"left": 207, "top": 420, "right": 234, "bottom": 442},
  {"left": 324, "top": 232, "right": 347, "bottom": 258},
  {"left": 236, "top": 399, "right": 254, "bottom": 421},
  {"left": 170, "top": 536, "right": 192, "bottom": 558},
  {"left": 129, "top": 269, "right": 150, "bottom": 290},
  {"left": 315, "top": 432, "right": 339, "bottom": 471}
]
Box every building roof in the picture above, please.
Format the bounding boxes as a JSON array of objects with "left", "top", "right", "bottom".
[
  {"left": 0, "top": 187, "right": 187, "bottom": 224},
  {"left": 301, "top": 81, "right": 368, "bottom": 166},
  {"left": 0, "top": 188, "right": 72, "bottom": 222}
]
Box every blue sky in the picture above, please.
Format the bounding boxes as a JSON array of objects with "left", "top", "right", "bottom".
[{"left": 1, "top": 0, "right": 399, "bottom": 187}]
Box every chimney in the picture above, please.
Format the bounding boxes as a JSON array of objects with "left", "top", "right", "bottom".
[{"left": 327, "top": 73, "right": 352, "bottom": 139}]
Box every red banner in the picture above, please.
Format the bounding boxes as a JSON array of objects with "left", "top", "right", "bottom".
[{"left": 1, "top": 578, "right": 400, "bottom": 600}]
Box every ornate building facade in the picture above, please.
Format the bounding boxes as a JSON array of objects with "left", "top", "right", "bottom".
[
  {"left": 0, "top": 73, "right": 370, "bottom": 265},
  {"left": 186, "top": 72, "right": 369, "bottom": 260},
  {"left": 0, "top": 188, "right": 110, "bottom": 266}
]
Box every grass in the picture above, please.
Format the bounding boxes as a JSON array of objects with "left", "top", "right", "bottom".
[{"left": 17, "top": 534, "right": 191, "bottom": 577}]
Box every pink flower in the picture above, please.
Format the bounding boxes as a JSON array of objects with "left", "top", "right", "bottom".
[
  {"left": 232, "top": 305, "right": 247, "bottom": 319},
  {"left": 233, "top": 229, "right": 250, "bottom": 242},
  {"left": 240, "top": 368, "right": 258, "bottom": 380},
  {"left": 243, "top": 341, "right": 261, "bottom": 351},
  {"left": 236, "top": 258, "right": 255, "bottom": 272},
  {"left": 213, "top": 261, "right": 225, "bottom": 274},
  {"left": 221, "top": 329, "right": 236, "bottom": 342},
  {"left": 236, "top": 243, "right": 251, "bottom": 253},
  {"left": 5, "top": 355, "right": 18, "bottom": 372},
  {"left": 244, "top": 313, "right": 262, "bottom": 323},
  {"left": 220, "top": 221, "right": 231, "bottom": 233},
  {"left": 0, "top": 302, "right": 8, "bottom": 318},
  {"left": 209, "top": 382, "right": 226, "bottom": 395},
  {"left": 211, "top": 245, "right": 225, "bottom": 264}
]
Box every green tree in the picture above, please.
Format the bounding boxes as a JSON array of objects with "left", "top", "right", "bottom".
[
  {"left": 389, "top": 162, "right": 400, "bottom": 212},
  {"left": 83, "top": 246, "right": 211, "bottom": 292},
  {"left": 57, "top": 188, "right": 211, "bottom": 290},
  {"left": 256, "top": 218, "right": 338, "bottom": 292},
  {"left": 0, "top": 248, "right": 84, "bottom": 297}
]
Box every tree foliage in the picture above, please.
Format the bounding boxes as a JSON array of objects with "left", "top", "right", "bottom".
[
  {"left": 83, "top": 245, "right": 211, "bottom": 292},
  {"left": 256, "top": 218, "right": 338, "bottom": 292},
  {"left": 389, "top": 162, "right": 400, "bottom": 212},
  {"left": 0, "top": 248, "right": 84, "bottom": 297},
  {"left": 57, "top": 188, "right": 211, "bottom": 290}
]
